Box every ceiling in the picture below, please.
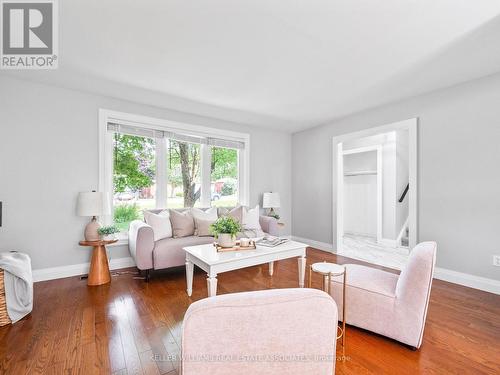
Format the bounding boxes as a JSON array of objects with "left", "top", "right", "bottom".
[{"left": 4, "top": 0, "right": 500, "bottom": 132}]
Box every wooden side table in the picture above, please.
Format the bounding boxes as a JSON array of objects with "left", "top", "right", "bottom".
[
  {"left": 79, "top": 240, "right": 117, "bottom": 286},
  {"left": 309, "top": 262, "right": 347, "bottom": 353}
]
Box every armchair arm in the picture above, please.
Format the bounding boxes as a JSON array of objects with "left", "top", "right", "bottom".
[
  {"left": 128, "top": 220, "right": 155, "bottom": 270},
  {"left": 259, "top": 215, "right": 280, "bottom": 236}
]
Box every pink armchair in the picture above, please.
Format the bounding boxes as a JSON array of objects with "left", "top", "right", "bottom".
[
  {"left": 330, "top": 241, "right": 437, "bottom": 349},
  {"left": 181, "top": 288, "right": 338, "bottom": 375}
]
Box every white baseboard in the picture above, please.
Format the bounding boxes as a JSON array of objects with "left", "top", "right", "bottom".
[
  {"left": 291, "top": 235, "right": 334, "bottom": 253},
  {"left": 33, "top": 256, "right": 136, "bottom": 282},
  {"left": 434, "top": 267, "right": 500, "bottom": 295}
]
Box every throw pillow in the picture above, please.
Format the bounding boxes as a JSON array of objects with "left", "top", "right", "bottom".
[
  {"left": 191, "top": 207, "right": 218, "bottom": 221},
  {"left": 143, "top": 210, "right": 172, "bottom": 241},
  {"left": 191, "top": 207, "right": 218, "bottom": 236},
  {"left": 194, "top": 217, "right": 215, "bottom": 237},
  {"left": 219, "top": 206, "right": 243, "bottom": 223},
  {"left": 242, "top": 205, "right": 262, "bottom": 230},
  {"left": 169, "top": 210, "right": 195, "bottom": 238}
]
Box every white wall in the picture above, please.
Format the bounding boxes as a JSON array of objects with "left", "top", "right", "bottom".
[
  {"left": 292, "top": 72, "right": 500, "bottom": 281},
  {"left": 0, "top": 76, "right": 292, "bottom": 271}
]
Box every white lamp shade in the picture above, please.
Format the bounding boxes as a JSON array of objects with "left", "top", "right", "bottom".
[
  {"left": 76, "top": 192, "right": 111, "bottom": 217},
  {"left": 263, "top": 192, "right": 280, "bottom": 208}
]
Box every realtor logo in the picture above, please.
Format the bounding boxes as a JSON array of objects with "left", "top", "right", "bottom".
[{"left": 1, "top": 0, "right": 58, "bottom": 69}]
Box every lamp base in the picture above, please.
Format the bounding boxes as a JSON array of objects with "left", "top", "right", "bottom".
[{"left": 84, "top": 217, "right": 101, "bottom": 241}]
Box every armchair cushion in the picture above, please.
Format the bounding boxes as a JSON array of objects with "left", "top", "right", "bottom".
[{"left": 333, "top": 264, "right": 398, "bottom": 298}]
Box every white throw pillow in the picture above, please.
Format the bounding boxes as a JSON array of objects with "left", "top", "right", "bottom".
[
  {"left": 191, "top": 207, "right": 218, "bottom": 221},
  {"left": 144, "top": 210, "right": 172, "bottom": 241},
  {"left": 242, "top": 205, "right": 262, "bottom": 230}
]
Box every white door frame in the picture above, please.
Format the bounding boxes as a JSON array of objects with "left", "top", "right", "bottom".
[{"left": 333, "top": 118, "right": 418, "bottom": 253}]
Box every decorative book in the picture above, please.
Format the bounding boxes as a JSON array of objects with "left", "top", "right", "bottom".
[{"left": 255, "top": 236, "right": 289, "bottom": 247}]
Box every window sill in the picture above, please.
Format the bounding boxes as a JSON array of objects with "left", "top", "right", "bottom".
[{"left": 108, "top": 233, "right": 129, "bottom": 247}]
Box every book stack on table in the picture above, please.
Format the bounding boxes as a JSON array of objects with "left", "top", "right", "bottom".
[{"left": 256, "top": 236, "right": 290, "bottom": 247}]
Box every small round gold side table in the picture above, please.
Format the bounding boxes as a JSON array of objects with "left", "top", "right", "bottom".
[{"left": 309, "top": 262, "right": 346, "bottom": 353}]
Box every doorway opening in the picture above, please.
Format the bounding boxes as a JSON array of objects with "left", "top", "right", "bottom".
[{"left": 333, "top": 119, "right": 417, "bottom": 270}]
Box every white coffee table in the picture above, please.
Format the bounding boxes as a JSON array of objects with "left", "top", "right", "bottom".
[{"left": 183, "top": 240, "right": 307, "bottom": 297}]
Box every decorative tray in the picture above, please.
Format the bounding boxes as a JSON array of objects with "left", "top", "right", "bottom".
[{"left": 214, "top": 240, "right": 257, "bottom": 252}]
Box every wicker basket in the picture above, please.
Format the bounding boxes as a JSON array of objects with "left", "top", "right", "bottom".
[{"left": 0, "top": 269, "right": 12, "bottom": 326}]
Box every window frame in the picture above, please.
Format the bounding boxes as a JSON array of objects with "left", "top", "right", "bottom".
[{"left": 98, "top": 109, "right": 250, "bottom": 227}]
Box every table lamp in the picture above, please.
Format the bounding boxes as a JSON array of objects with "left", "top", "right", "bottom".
[
  {"left": 263, "top": 192, "right": 280, "bottom": 217},
  {"left": 76, "top": 191, "right": 110, "bottom": 241}
]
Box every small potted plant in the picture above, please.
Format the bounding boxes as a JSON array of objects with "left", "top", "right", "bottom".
[
  {"left": 268, "top": 213, "right": 280, "bottom": 220},
  {"left": 210, "top": 216, "right": 242, "bottom": 248},
  {"left": 98, "top": 225, "right": 120, "bottom": 241}
]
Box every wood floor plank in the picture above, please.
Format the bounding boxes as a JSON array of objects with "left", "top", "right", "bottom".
[
  {"left": 105, "top": 304, "right": 127, "bottom": 374},
  {"left": 114, "top": 298, "right": 144, "bottom": 375},
  {"left": 139, "top": 350, "right": 161, "bottom": 375},
  {"left": 0, "top": 248, "right": 499, "bottom": 374}
]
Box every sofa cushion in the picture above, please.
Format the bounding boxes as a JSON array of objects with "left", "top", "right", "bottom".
[
  {"left": 170, "top": 210, "right": 195, "bottom": 238},
  {"left": 191, "top": 207, "right": 218, "bottom": 235},
  {"left": 144, "top": 210, "right": 172, "bottom": 241},
  {"left": 153, "top": 236, "right": 215, "bottom": 269}
]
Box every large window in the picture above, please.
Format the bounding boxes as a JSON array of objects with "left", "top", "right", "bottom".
[
  {"left": 211, "top": 147, "right": 238, "bottom": 207},
  {"left": 167, "top": 140, "right": 202, "bottom": 209},
  {"left": 99, "top": 110, "right": 249, "bottom": 231},
  {"left": 112, "top": 133, "right": 157, "bottom": 231}
]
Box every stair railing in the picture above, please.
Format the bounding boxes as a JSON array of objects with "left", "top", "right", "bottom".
[{"left": 398, "top": 183, "right": 409, "bottom": 203}]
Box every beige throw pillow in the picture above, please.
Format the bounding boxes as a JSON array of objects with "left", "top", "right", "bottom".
[
  {"left": 169, "top": 210, "right": 195, "bottom": 238},
  {"left": 191, "top": 207, "right": 218, "bottom": 236},
  {"left": 219, "top": 206, "right": 243, "bottom": 223},
  {"left": 143, "top": 210, "right": 172, "bottom": 241},
  {"left": 194, "top": 217, "right": 215, "bottom": 237}
]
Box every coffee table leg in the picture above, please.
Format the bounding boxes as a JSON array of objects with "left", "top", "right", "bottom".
[
  {"left": 185, "top": 259, "right": 194, "bottom": 297},
  {"left": 207, "top": 274, "right": 218, "bottom": 297},
  {"left": 268, "top": 261, "right": 274, "bottom": 276},
  {"left": 298, "top": 255, "right": 306, "bottom": 287}
]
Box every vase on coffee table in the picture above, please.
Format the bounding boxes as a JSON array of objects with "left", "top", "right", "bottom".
[{"left": 218, "top": 233, "right": 236, "bottom": 248}]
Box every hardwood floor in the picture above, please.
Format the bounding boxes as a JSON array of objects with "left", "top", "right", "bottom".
[{"left": 1, "top": 248, "right": 499, "bottom": 374}]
